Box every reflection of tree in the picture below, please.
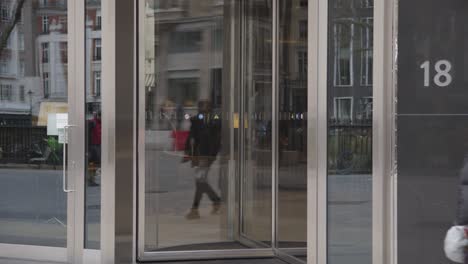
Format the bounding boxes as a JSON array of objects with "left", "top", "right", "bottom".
[
  {"left": 0, "top": 0, "right": 25, "bottom": 55},
  {"left": 46, "top": 136, "right": 62, "bottom": 166}
]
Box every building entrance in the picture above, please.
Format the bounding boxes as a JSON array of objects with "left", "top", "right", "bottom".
[{"left": 137, "top": 0, "right": 308, "bottom": 262}]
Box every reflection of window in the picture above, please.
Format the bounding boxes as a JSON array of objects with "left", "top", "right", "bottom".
[
  {"left": 333, "top": 21, "right": 353, "bottom": 86},
  {"left": 334, "top": 0, "right": 344, "bottom": 8},
  {"left": 170, "top": 0, "right": 180, "bottom": 8},
  {"left": 60, "top": 42, "right": 68, "bottom": 63},
  {"left": 20, "top": 60, "right": 25, "bottom": 76},
  {"left": 94, "top": 71, "right": 101, "bottom": 96},
  {"left": 211, "top": 29, "right": 223, "bottom": 50},
  {"left": 6, "top": 36, "right": 13, "bottom": 49},
  {"left": 169, "top": 31, "right": 201, "bottom": 53},
  {"left": 360, "top": 18, "right": 373, "bottom": 86},
  {"left": 0, "top": 60, "right": 9, "bottom": 74},
  {"left": 0, "top": 84, "right": 12, "bottom": 101},
  {"left": 42, "top": 16, "right": 49, "bottom": 33},
  {"left": 96, "top": 10, "right": 102, "bottom": 30},
  {"left": 19, "top": 85, "right": 25, "bottom": 102},
  {"left": 298, "top": 51, "right": 307, "bottom": 80},
  {"left": 358, "top": 97, "right": 373, "bottom": 120},
  {"left": 168, "top": 78, "right": 199, "bottom": 105},
  {"left": 361, "top": 0, "right": 374, "bottom": 8},
  {"left": 299, "top": 20, "right": 307, "bottom": 39},
  {"left": 152, "top": 0, "right": 162, "bottom": 9},
  {"left": 42, "top": 43, "right": 49, "bottom": 63},
  {"left": 19, "top": 33, "right": 24, "bottom": 50},
  {"left": 93, "top": 39, "right": 101, "bottom": 61},
  {"left": 18, "top": 9, "right": 22, "bottom": 24},
  {"left": 59, "top": 16, "right": 67, "bottom": 31},
  {"left": 43, "top": 72, "right": 50, "bottom": 98},
  {"left": 1, "top": 2, "right": 9, "bottom": 22},
  {"left": 334, "top": 97, "right": 353, "bottom": 121}
]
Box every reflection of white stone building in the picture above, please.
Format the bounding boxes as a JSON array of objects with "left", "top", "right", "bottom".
[
  {"left": 37, "top": 20, "right": 68, "bottom": 101},
  {"left": 0, "top": 1, "right": 41, "bottom": 126},
  {"left": 0, "top": 0, "right": 68, "bottom": 126},
  {"left": 144, "top": 1, "right": 224, "bottom": 129},
  {"left": 85, "top": 0, "right": 102, "bottom": 117}
]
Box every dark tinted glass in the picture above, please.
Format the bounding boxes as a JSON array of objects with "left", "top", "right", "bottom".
[{"left": 327, "top": 0, "right": 373, "bottom": 263}]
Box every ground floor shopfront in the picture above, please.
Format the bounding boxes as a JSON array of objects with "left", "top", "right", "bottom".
[{"left": 0, "top": 0, "right": 465, "bottom": 264}]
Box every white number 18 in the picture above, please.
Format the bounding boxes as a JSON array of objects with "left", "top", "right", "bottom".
[{"left": 420, "top": 60, "right": 453, "bottom": 87}]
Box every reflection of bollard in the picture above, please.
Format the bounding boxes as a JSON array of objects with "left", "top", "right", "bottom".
[{"left": 0, "top": 147, "right": 2, "bottom": 159}]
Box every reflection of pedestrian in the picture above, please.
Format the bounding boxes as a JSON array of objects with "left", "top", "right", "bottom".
[
  {"left": 456, "top": 157, "right": 468, "bottom": 263},
  {"left": 88, "top": 111, "right": 101, "bottom": 186},
  {"left": 184, "top": 100, "right": 221, "bottom": 219}
]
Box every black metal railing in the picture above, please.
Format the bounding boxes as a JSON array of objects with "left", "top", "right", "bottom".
[
  {"left": 0, "top": 126, "right": 49, "bottom": 164},
  {"left": 328, "top": 122, "right": 372, "bottom": 174}
]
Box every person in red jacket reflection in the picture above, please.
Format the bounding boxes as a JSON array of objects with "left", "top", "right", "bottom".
[{"left": 88, "top": 111, "right": 101, "bottom": 186}]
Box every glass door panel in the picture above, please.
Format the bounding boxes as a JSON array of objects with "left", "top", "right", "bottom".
[
  {"left": 142, "top": 0, "right": 240, "bottom": 252},
  {"left": 239, "top": 0, "right": 273, "bottom": 247},
  {"left": 84, "top": 0, "right": 102, "bottom": 250},
  {"left": 140, "top": 0, "right": 275, "bottom": 259},
  {"left": 326, "top": 0, "right": 374, "bottom": 263},
  {"left": 276, "top": 0, "right": 308, "bottom": 262},
  {"left": 0, "top": 0, "right": 81, "bottom": 263}
]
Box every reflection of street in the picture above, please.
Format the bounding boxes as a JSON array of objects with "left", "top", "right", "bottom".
[
  {"left": 0, "top": 159, "right": 370, "bottom": 263},
  {"left": 328, "top": 174, "right": 372, "bottom": 264},
  {"left": 145, "top": 147, "right": 371, "bottom": 260},
  {"left": 0, "top": 168, "right": 100, "bottom": 248},
  {"left": 0, "top": 169, "right": 65, "bottom": 247}
]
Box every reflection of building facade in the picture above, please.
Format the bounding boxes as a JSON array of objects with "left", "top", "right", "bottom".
[
  {"left": 144, "top": 0, "right": 224, "bottom": 130},
  {"left": 328, "top": 0, "right": 373, "bottom": 123},
  {"left": 0, "top": 1, "right": 38, "bottom": 126},
  {"left": 279, "top": 0, "right": 308, "bottom": 115},
  {"left": 85, "top": 0, "right": 102, "bottom": 117},
  {"left": 0, "top": 0, "right": 102, "bottom": 126},
  {"left": 36, "top": 0, "right": 68, "bottom": 102},
  {"left": 0, "top": 0, "right": 68, "bottom": 126}
]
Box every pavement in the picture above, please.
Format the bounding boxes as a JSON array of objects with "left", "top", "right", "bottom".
[{"left": 0, "top": 150, "right": 372, "bottom": 264}]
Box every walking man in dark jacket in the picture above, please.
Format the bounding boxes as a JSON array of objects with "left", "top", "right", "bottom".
[{"left": 184, "top": 100, "right": 221, "bottom": 219}]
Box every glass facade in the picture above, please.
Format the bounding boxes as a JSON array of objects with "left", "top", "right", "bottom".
[
  {"left": 85, "top": 0, "right": 102, "bottom": 250},
  {"left": 0, "top": 0, "right": 69, "bottom": 248},
  {"left": 3, "top": 0, "right": 468, "bottom": 264},
  {"left": 327, "top": 1, "right": 373, "bottom": 263},
  {"left": 277, "top": 0, "right": 308, "bottom": 261},
  {"left": 140, "top": 0, "right": 307, "bottom": 261}
]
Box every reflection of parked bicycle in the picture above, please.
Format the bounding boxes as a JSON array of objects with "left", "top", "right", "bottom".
[
  {"left": 28, "top": 137, "right": 62, "bottom": 169},
  {"left": 29, "top": 146, "right": 51, "bottom": 168},
  {"left": 329, "top": 130, "right": 372, "bottom": 174}
]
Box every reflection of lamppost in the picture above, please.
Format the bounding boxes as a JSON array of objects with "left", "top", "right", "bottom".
[{"left": 27, "top": 90, "right": 33, "bottom": 116}]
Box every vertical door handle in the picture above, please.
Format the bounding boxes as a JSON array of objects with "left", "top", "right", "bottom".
[{"left": 63, "top": 125, "right": 76, "bottom": 193}]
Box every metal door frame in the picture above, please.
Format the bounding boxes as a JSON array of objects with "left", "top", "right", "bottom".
[
  {"left": 136, "top": 0, "right": 275, "bottom": 261},
  {"left": 134, "top": 0, "right": 320, "bottom": 262},
  {"left": 311, "top": 0, "right": 397, "bottom": 264},
  {"left": 0, "top": 1, "right": 92, "bottom": 263},
  {"left": 130, "top": 0, "right": 398, "bottom": 263}
]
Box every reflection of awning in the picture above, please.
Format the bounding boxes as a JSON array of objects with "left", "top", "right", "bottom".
[
  {"left": 145, "top": 74, "right": 156, "bottom": 88},
  {"left": 37, "top": 102, "right": 68, "bottom": 126}
]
